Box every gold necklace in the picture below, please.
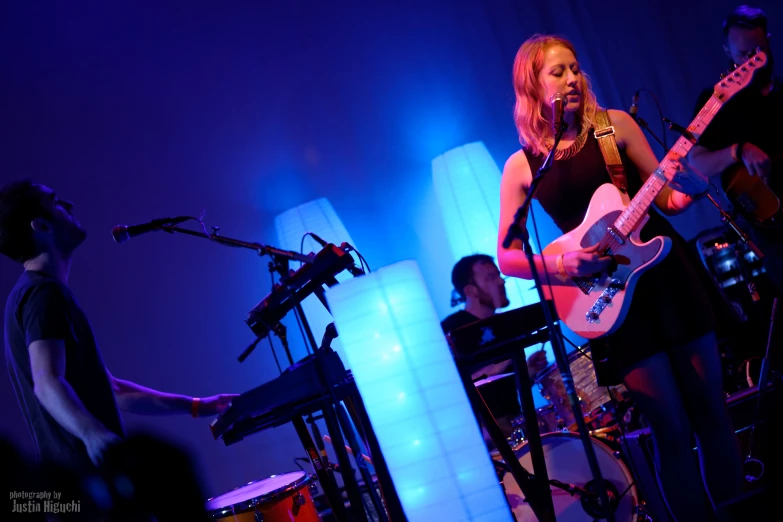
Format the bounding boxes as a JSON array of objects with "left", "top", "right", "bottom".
[{"left": 552, "top": 126, "right": 589, "bottom": 160}]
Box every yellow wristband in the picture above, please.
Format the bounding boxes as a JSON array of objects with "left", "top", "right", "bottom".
[
  {"left": 556, "top": 253, "right": 568, "bottom": 277},
  {"left": 191, "top": 397, "right": 200, "bottom": 418}
]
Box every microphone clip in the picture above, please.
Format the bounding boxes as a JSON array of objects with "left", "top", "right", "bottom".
[{"left": 663, "top": 118, "right": 697, "bottom": 144}]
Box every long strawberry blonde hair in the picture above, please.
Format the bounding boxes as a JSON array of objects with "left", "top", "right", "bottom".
[{"left": 512, "top": 34, "right": 599, "bottom": 157}]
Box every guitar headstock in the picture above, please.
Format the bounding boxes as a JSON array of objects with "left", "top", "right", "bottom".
[{"left": 714, "top": 48, "right": 768, "bottom": 101}]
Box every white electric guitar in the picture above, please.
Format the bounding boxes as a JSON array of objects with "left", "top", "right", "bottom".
[{"left": 542, "top": 50, "right": 767, "bottom": 339}]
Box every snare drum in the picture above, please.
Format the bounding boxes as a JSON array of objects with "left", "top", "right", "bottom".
[
  {"left": 206, "top": 471, "right": 321, "bottom": 521},
  {"left": 536, "top": 346, "right": 627, "bottom": 431},
  {"left": 502, "top": 432, "right": 638, "bottom": 521}
]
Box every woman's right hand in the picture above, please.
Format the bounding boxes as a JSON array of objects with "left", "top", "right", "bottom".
[{"left": 560, "top": 244, "right": 613, "bottom": 277}]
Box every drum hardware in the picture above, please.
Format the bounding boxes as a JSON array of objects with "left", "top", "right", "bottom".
[
  {"left": 579, "top": 478, "right": 621, "bottom": 519},
  {"left": 500, "top": 432, "right": 639, "bottom": 521},
  {"left": 535, "top": 345, "right": 629, "bottom": 433},
  {"left": 473, "top": 372, "right": 516, "bottom": 387},
  {"left": 322, "top": 435, "right": 374, "bottom": 466}
]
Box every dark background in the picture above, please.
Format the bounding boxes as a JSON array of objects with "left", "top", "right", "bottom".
[{"left": 2, "top": 0, "right": 780, "bottom": 501}]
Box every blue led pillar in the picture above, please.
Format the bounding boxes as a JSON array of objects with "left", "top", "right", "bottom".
[
  {"left": 274, "top": 197, "right": 358, "bottom": 361},
  {"left": 326, "top": 260, "right": 513, "bottom": 521},
  {"left": 432, "top": 141, "right": 539, "bottom": 309}
]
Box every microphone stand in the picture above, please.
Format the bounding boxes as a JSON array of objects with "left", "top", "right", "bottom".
[
  {"left": 155, "top": 223, "right": 312, "bottom": 365},
  {"left": 158, "top": 223, "right": 313, "bottom": 264},
  {"left": 502, "top": 120, "right": 617, "bottom": 522},
  {"left": 632, "top": 114, "right": 667, "bottom": 152},
  {"left": 643, "top": 119, "right": 762, "bottom": 253}
]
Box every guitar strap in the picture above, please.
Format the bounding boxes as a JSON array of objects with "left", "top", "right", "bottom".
[{"left": 593, "top": 109, "right": 630, "bottom": 203}]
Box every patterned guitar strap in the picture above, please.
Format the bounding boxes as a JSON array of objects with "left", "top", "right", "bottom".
[{"left": 593, "top": 109, "right": 631, "bottom": 205}]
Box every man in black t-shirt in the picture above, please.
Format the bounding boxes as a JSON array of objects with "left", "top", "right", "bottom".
[
  {"left": 441, "top": 254, "right": 548, "bottom": 439},
  {"left": 0, "top": 180, "right": 238, "bottom": 480},
  {"left": 690, "top": 5, "right": 783, "bottom": 295}
]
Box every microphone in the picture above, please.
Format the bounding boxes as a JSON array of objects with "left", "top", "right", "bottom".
[
  {"left": 111, "top": 216, "right": 190, "bottom": 244},
  {"left": 550, "top": 92, "right": 566, "bottom": 135},
  {"left": 629, "top": 90, "right": 640, "bottom": 120}
]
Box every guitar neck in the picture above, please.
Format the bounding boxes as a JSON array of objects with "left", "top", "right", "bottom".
[{"left": 614, "top": 95, "right": 725, "bottom": 236}]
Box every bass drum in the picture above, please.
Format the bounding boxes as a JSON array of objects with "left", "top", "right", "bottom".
[{"left": 502, "top": 432, "right": 638, "bottom": 522}]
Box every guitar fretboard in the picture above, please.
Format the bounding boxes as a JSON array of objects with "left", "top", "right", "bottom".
[{"left": 613, "top": 95, "right": 725, "bottom": 236}]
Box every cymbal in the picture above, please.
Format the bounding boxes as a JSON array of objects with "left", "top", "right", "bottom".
[{"left": 474, "top": 372, "right": 515, "bottom": 387}]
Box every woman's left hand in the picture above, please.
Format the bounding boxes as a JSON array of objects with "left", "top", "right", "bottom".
[{"left": 664, "top": 154, "right": 709, "bottom": 196}]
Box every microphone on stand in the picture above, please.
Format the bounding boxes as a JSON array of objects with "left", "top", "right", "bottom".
[
  {"left": 111, "top": 216, "right": 191, "bottom": 244},
  {"left": 550, "top": 92, "right": 567, "bottom": 135},
  {"left": 629, "top": 90, "right": 640, "bottom": 120}
]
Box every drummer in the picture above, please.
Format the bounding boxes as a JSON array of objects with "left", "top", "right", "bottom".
[{"left": 441, "top": 254, "right": 549, "bottom": 440}]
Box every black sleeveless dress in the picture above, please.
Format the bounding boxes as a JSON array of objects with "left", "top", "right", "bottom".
[{"left": 525, "top": 131, "right": 717, "bottom": 385}]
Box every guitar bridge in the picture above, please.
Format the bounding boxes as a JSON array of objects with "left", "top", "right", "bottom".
[{"left": 585, "top": 279, "right": 623, "bottom": 323}]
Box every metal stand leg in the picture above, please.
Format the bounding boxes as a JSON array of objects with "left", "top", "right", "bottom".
[
  {"left": 343, "top": 387, "right": 407, "bottom": 521},
  {"left": 512, "top": 351, "right": 554, "bottom": 514},
  {"left": 293, "top": 415, "right": 349, "bottom": 521},
  {"left": 551, "top": 333, "right": 616, "bottom": 522},
  {"left": 321, "top": 400, "right": 369, "bottom": 522},
  {"left": 335, "top": 402, "right": 389, "bottom": 522},
  {"left": 459, "top": 369, "right": 555, "bottom": 522}
]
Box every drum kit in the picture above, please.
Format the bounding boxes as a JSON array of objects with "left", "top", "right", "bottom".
[{"left": 485, "top": 346, "right": 645, "bottom": 522}]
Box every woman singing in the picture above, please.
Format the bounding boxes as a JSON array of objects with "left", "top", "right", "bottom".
[{"left": 496, "top": 34, "right": 743, "bottom": 521}]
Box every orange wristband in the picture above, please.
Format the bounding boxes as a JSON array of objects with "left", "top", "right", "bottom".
[
  {"left": 556, "top": 253, "right": 568, "bottom": 277},
  {"left": 191, "top": 397, "right": 200, "bottom": 418}
]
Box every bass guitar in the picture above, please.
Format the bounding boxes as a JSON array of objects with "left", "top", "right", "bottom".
[
  {"left": 721, "top": 153, "right": 781, "bottom": 224},
  {"left": 542, "top": 50, "right": 768, "bottom": 339}
]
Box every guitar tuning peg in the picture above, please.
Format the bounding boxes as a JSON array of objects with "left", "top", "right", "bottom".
[
  {"left": 720, "top": 72, "right": 727, "bottom": 79},
  {"left": 732, "top": 63, "right": 739, "bottom": 70}
]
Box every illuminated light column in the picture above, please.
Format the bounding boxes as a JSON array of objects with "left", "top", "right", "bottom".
[
  {"left": 432, "top": 141, "right": 539, "bottom": 309},
  {"left": 274, "top": 198, "right": 358, "bottom": 361},
  {"left": 326, "top": 260, "right": 513, "bottom": 521}
]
